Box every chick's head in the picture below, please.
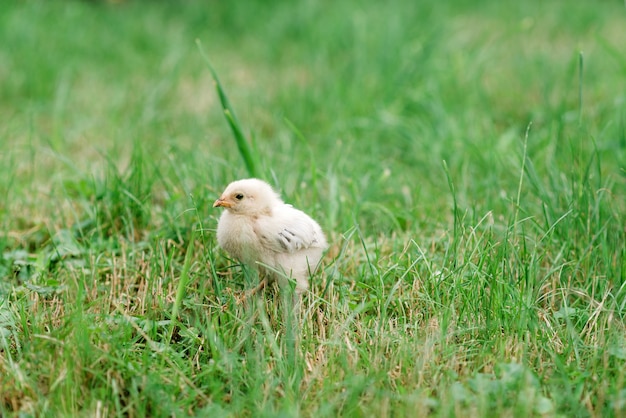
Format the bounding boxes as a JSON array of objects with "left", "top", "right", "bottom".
[{"left": 213, "top": 178, "right": 283, "bottom": 215}]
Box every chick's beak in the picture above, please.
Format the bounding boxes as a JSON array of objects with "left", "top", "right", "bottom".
[{"left": 213, "top": 197, "right": 233, "bottom": 208}]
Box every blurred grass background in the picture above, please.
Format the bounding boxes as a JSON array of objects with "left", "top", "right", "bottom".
[{"left": 1, "top": 0, "right": 625, "bottom": 416}]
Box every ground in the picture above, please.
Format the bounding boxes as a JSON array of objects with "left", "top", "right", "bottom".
[{"left": 1, "top": 0, "right": 625, "bottom": 416}]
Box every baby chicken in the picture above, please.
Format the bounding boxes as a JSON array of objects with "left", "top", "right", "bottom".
[{"left": 213, "top": 178, "right": 327, "bottom": 298}]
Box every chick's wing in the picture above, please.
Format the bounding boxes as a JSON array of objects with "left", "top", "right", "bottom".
[{"left": 254, "top": 205, "right": 324, "bottom": 254}]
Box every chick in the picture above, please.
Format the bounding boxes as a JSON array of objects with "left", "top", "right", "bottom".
[{"left": 213, "top": 178, "right": 327, "bottom": 298}]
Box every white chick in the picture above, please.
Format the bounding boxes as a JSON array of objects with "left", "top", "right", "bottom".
[{"left": 213, "top": 178, "right": 327, "bottom": 297}]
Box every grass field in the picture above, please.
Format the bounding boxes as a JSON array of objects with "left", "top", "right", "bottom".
[{"left": 1, "top": 0, "right": 625, "bottom": 416}]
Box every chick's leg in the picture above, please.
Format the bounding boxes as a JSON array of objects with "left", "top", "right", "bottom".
[
  {"left": 248, "top": 277, "right": 268, "bottom": 296},
  {"left": 235, "top": 277, "right": 268, "bottom": 305}
]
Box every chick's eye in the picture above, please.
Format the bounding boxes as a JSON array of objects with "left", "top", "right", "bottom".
[{"left": 235, "top": 193, "right": 244, "bottom": 200}]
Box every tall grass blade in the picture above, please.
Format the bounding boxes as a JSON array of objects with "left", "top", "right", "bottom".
[
  {"left": 168, "top": 229, "right": 195, "bottom": 344},
  {"left": 514, "top": 122, "right": 532, "bottom": 230},
  {"left": 196, "top": 39, "right": 260, "bottom": 178},
  {"left": 442, "top": 159, "right": 459, "bottom": 263},
  {"left": 578, "top": 51, "right": 584, "bottom": 125}
]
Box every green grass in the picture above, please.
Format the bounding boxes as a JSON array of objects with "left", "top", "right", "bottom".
[{"left": 1, "top": 0, "right": 625, "bottom": 416}]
